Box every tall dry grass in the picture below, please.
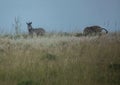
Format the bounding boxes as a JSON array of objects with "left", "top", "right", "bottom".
[{"left": 0, "top": 33, "right": 120, "bottom": 85}]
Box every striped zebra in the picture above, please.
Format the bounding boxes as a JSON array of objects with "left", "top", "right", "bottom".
[
  {"left": 26, "top": 22, "right": 45, "bottom": 36},
  {"left": 83, "top": 25, "right": 108, "bottom": 36}
]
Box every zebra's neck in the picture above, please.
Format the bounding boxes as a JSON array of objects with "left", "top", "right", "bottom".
[{"left": 102, "top": 28, "right": 108, "bottom": 33}]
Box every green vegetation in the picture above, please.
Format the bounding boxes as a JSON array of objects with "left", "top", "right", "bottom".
[{"left": 0, "top": 33, "right": 120, "bottom": 85}]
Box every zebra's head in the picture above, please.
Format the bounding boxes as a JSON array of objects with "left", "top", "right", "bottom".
[
  {"left": 26, "top": 22, "right": 32, "bottom": 26},
  {"left": 26, "top": 22, "right": 32, "bottom": 30}
]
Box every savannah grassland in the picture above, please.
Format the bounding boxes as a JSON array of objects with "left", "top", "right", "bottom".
[{"left": 0, "top": 33, "right": 120, "bottom": 85}]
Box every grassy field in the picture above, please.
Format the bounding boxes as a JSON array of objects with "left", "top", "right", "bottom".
[{"left": 0, "top": 33, "right": 120, "bottom": 85}]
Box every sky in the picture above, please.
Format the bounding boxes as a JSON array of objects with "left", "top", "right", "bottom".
[{"left": 0, "top": 0, "right": 120, "bottom": 34}]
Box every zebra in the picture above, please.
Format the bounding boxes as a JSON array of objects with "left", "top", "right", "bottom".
[
  {"left": 83, "top": 25, "right": 108, "bottom": 36},
  {"left": 26, "top": 22, "right": 45, "bottom": 36}
]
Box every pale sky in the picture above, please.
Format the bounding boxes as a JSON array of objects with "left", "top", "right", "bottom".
[{"left": 0, "top": 0, "right": 120, "bottom": 33}]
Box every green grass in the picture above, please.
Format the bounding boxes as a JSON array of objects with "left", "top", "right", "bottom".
[{"left": 0, "top": 33, "right": 120, "bottom": 85}]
